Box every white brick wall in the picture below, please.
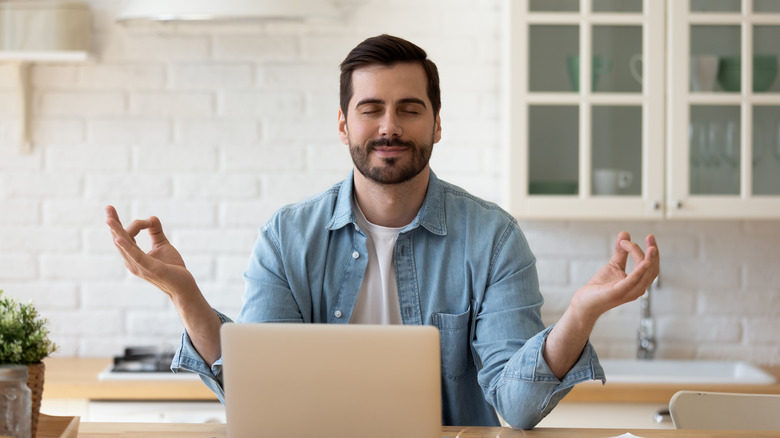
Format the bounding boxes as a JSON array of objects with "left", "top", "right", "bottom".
[{"left": 0, "top": 0, "right": 778, "bottom": 366}]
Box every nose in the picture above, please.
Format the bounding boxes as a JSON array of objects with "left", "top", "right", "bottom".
[{"left": 378, "top": 111, "right": 402, "bottom": 138}]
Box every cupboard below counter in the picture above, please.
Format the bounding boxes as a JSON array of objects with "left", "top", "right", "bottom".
[{"left": 40, "top": 357, "right": 222, "bottom": 423}]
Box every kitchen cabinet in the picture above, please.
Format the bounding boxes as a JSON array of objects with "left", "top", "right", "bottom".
[
  {"left": 40, "top": 357, "right": 223, "bottom": 423},
  {"left": 507, "top": 0, "right": 780, "bottom": 219}
]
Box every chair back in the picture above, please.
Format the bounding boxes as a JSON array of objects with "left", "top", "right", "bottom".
[{"left": 669, "top": 390, "right": 780, "bottom": 430}]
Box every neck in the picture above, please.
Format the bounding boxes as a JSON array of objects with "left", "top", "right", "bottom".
[{"left": 353, "top": 166, "right": 430, "bottom": 228}]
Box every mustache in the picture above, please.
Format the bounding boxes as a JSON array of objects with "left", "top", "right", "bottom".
[{"left": 367, "top": 138, "right": 415, "bottom": 149}]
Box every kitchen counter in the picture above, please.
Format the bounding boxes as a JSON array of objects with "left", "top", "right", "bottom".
[
  {"left": 42, "top": 357, "right": 217, "bottom": 401},
  {"left": 65, "top": 422, "right": 780, "bottom": 437},
  {"left": 565, "top": 366, "right": 780, "bottom": 403},
  {"left": 42, "top": 357, "right": 780, "bottom": 404}
]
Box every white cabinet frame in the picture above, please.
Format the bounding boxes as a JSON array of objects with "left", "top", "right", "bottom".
[
  {"left": 667, "top": 0, "right": 780, "bottom": 218},
  {"left": 506, "top": 0, "right": 666, "bottom": 220}
]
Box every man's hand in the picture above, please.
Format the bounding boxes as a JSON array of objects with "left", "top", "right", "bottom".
[
  {"left": 571, "top": 232, "right": 659, "bottom": 323},
  {"left": 105, "top": 205, "right": 223, "bottom": 365},
  {"left": 105, "top": 205, "right": 197, "bottom": 302},
  {"left": 543, "top": 232, "right": 659, "bottom": 379}
]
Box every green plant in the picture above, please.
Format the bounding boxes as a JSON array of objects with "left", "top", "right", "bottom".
[{"left": 0, "top": 290, "right": 57, "bottom": 364}]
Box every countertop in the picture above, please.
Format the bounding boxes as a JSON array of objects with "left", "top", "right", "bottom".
[
  {"left": 566, "top": 365, "right": 780, "bottom": 403},
  {"left": 42, "top": 357, "right": 780, "bottom": 403},
  {"left": 42, "top": 357, "right": 217, "bottom": 400}
]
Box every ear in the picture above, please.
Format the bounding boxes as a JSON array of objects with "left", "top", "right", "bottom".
[
  {"left": 338, "top": 107, "right": 349, "bottom": 145},
  {"left": 433, "top": 113, "right": 442, "bottom": 144}
]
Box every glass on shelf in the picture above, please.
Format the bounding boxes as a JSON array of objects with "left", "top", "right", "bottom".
[
  {"left": 689, "top": 106, "right": 741, "bottom": 196},
  {"left": 690, "top": 25, "right": 741, "bottom": 93},
  {"left": 591, "top": 105, "right": 642, "bottom": 196},
  {"left": 592, "top": 25, "right": 643, "bottom": 93},
  {"left": 528, "top": 105, "right": 579, "bottom": 195},
  {"left": 753, "top": 26, "right": 780, "bottom": 93},
  {"left": 752, "top": 106, "right": 780, "bottom": 196},
  {"left": 691, "top": 0, "right": 741, "bottom": 13},
  {"left": 529, "top": 0, "right": 578, "bottom": 12},
  {"left": 592, "top": 0, "right": 642, "bottom": 13},
  {"left": 529, "top": 25, "right": 579, "bottom": 92}
]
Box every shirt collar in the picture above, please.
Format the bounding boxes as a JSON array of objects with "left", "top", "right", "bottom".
[{"left": 326, "top": 169, "right": 447, "bottom": 236}]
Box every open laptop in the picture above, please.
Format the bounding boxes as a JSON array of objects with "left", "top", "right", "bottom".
[{"left": 221, "top": 323, "right": 442, "bottom": 438}]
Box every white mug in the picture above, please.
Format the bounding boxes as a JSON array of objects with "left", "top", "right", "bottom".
[
  {"left": 690, "top": 55, "right": 719, "bottom": 92},
  {"left": 593, "top": 168, "right": 633, "bottom": 195}
]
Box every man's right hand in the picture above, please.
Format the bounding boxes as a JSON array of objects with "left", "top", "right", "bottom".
[
  {"left": 105, "top": 205, "right": 197, "bottom": 302},
  {"left": 105, "top": 205, "right": 223, "bottom": 366}
]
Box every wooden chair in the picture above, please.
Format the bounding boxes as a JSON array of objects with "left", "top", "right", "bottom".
[{"left": 669, "top": 390, "right": 780, "bottom": 430}]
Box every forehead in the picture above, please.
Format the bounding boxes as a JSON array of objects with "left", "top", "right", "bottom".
[{"left": 349, "top": 62, "right": 430, "bottom": 106}]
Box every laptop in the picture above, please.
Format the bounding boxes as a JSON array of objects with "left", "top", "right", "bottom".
[{"left": 220, "top": 323, "right": 442, "bottom": 438}]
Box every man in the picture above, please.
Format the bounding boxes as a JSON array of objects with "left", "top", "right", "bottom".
[{"left": 106, "top": 34, "right": 659, "bottom": 429}]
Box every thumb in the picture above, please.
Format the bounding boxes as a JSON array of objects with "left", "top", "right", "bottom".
[{"left": 147, "top": 216, "right": 170, "bottom": 246}]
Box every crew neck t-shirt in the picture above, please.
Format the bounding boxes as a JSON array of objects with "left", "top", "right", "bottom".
[{"left": 349, "top": 196, "right": 404, "bottom": 324}]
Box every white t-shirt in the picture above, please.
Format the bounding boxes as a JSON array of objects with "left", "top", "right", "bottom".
[{"left": 350, "top": 197, "right": 403, "bottom": 325}]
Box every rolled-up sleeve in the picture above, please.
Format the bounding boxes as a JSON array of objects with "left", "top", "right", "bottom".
[
  {"left": 474, "top": 223, "right": 605, "bottom": 430},
  {"left": 171, "top": 309, "right": 233, "bottom": 403}
]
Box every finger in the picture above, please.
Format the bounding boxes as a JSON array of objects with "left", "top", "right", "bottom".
[
  {"left": 619, "top": 239, "right": 647, "bottom": 267},
  {"left": 105, "top": 205, "right": 121, "bottom": 224},
  {"left": 646, "top": 234, "right": 659, "bottom": 262},
  {"left": 113, "top": 233, "right": 158, "bottom": 275},
  {"left": 608, "top": 231, "right": 631, "bottom": 270},
  {"left": 105, "top": 205, "right": 123, "bottom": 238}
]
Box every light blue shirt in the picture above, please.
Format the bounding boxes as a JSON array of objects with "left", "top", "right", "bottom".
[{"left": 172, "top": 170, "right": 605, "bottom": 429}]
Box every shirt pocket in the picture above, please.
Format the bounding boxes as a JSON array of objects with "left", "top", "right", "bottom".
[{"left": 432, "top": 307, "right": 474, "bottom": 380}]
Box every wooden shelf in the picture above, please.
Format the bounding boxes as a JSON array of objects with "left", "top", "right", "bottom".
[{"left": 0, "top": 51, "right": 91, "bottom": 62}]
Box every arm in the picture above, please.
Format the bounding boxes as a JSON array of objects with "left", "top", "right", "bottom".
[
  {"left": 105, "top": 205, "right": 223, "bottom": 366},
  {"left": 477, "top": 228, "right": 658, "bottom": 429},
  {"left": 544, "top": 232, "right": 659, "bottom": 379}
]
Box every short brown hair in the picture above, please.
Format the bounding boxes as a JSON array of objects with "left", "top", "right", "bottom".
[{"left": 339, "top": 34, "right": 441, "bottom": 119}]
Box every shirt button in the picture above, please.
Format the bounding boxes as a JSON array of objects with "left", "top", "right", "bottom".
[
  {"left": 352, "top": 251, "right": 360, "bottom": 259},
  {"left": 334, "top": 310, "right": 343, "bottom": 318}
]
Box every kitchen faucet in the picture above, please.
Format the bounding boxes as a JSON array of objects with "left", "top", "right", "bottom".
[{"left": 637, "top": 276, "right": 658, "bottom": 359}]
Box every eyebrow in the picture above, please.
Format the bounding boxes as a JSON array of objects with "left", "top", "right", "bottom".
[{"left": 354, "top": 97, "right": 428, "bottom": 109}]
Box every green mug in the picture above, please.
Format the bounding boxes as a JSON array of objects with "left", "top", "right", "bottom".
[
  {"left": 567, "top": 55, "right": 612, "bottom": 92},
  {"left": 717, "top": 55, "right": 778, "bottom": 92}
]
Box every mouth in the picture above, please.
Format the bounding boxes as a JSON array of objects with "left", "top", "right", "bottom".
[
  {"left": 368, "top": 138, "right": 414, "bottom": 158},
  {"left": 372, "top": 145, "right": 409, "bottom": 158}
]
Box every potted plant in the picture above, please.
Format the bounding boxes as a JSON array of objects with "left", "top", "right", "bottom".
[{"left": 0, "top": 290, "right": 58, "bottom": 437}]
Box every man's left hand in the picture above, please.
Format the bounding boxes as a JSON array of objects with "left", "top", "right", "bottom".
[{"left": 571, "top": 232, "right": 660, "bottom": 322}]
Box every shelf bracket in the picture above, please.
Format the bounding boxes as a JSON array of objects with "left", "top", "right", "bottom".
[{"left": 14, "top": 61, "right": 33, "bottom": 154}]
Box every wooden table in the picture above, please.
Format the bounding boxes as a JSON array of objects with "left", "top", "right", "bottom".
[{"left": 69, "top": 423, "right": 780, "bottom": 437}]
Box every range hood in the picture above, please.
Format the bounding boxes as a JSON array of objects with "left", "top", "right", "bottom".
[{"left": 116, "top": 0, "right": 340, "bottom": 23}]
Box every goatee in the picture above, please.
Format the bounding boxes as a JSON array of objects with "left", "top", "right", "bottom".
[{"left": 350, "top": 136, "right": 433, "bottom": 185}]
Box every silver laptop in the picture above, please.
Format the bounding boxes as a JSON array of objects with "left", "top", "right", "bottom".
[{"left": 221, "top": 323, "right": 442, "bottom": 438}]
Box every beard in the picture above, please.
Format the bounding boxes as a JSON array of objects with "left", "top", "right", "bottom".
[{"left": 349, "top": 135, "right": 434, "bottom": 185}]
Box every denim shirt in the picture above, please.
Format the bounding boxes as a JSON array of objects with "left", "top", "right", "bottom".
[{"left": 172, "top": 170, "right": 605, "bottom": 429}]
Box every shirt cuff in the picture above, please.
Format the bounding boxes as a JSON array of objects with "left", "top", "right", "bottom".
[{"left": 170, "top": 309, "right": 233, "bottom": 402}]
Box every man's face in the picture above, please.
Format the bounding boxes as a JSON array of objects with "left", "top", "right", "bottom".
[{"left": 338, "top": 62, "right": 442, "bottom": 185}]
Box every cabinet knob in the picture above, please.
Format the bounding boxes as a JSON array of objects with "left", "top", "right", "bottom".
[
  {"left": 674, "top": 200, "right": 682, "bottom": 209},
  {"left": 653, "top": 201, "right": 661, "bottom": 210}
]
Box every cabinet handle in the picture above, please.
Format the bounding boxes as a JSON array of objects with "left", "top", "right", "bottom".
[
  {"left": 674, "top": 201, "right": 682, "bottom": 209},
  {"left": 653, "top": 201, "right": 661, "bottom": 210}
]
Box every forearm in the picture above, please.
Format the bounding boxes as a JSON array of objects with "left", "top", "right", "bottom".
[
  {"left": 486, "top": 326, "right": 604, "bottom": 429},
  {"left": 543, "top": 305, "right": 598, "bottom": 380},
  {"left": 171, "top": 288, "right": 223, "bottom": 367}
]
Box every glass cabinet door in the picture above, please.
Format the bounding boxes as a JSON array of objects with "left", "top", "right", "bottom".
[
  {"left": 508, "top": 0, "right": 665, "bottom": 219},
  {"left": 668, "top": 0, "right": 780, "bottom": 218}
]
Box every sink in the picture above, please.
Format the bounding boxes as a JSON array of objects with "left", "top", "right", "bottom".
[{"left": 599, "top": 359, "right": 777, "bottom": 384}]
